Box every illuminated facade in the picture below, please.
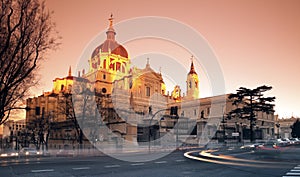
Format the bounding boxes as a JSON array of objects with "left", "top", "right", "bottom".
[
  {"left": 85, "top": 15, "right": 130, "bottom": 95},
  {"left": 186, "top": 59, "right": 199, "bottom": 100},
  {"left": 25, "top": 15, "right": 276, "bottom": 150}
]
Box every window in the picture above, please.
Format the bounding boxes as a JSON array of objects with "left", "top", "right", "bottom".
[
  {"left": 194, "top": 109, "right": 197, "bottom": 116},
  {"left": 116, "top": 62, "right": 121, "bottom": 71},
  {"left": 207, "top": 107, "right": 210, "bottom": 115},
  {"left": 146, "top": 86, "right": 150, "bottom": 97},
  {"left": 109, "top": 63, "right": 114, "bottom": 70},
  {"left": 103, "top": 74, "right": 106, "bottom": 80},
  {"left": 102, "top": 88, "right": 107, "bottom": 93},
  {"left": 103, "top": 59, "right": 106, "bottom": 69}
]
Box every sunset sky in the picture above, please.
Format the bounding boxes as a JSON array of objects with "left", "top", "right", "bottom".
[{"left": 39, "top": 0, "right": 300, "bottom": 118}]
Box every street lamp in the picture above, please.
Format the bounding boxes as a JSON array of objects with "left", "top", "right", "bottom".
[
  {"left": 239, "top": 122, "right": 243, "bottom": 145},
  {"left": 221, "top": 114, "right": 227, "bottom": 146},
  {"left": 275, "top": 123, "right": 280, "bottom": 139}
]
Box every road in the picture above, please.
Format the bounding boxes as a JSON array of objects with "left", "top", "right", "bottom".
[{"left": 0, "top": 149, "right": 299, "bottom": 177}]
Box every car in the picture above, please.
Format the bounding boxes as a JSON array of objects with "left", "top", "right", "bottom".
[
  {"left": 0, "top": 149, "right": 19, "bottom": 157},
  {"left": 289, "top": 138, "right": 300, "bottom": 144},
  {"left": 255, "top": 142, "right": 282, "bottom": 154},
  {"left": 276, "top": 138, "right": 289, "bottom": 146},
  {"left": 19, "top": 148, "right": 42, "bottom": 156},
  {"left": 240, "top": 143, "right": 263, "bottom": 150},
  {"left": 56, "top": 149, "right": 75, "bottom": 157}
]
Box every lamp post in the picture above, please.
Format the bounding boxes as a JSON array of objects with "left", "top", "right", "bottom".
[
  {"left": 240, "top": 122, "right": 244, "bottom": 145},
  {"left": 275, "top": 123, "right": 280, "bottom": 139},
  {"left": 221, "top": 114, "right": 226, "bottom": 146}
]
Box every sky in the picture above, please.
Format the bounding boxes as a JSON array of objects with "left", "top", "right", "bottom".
[{"left": 36, "top": 0, "right": 300, "bottom": 118}]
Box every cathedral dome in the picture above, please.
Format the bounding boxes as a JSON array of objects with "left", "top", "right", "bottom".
[
  {"left": 91, "top": 40, "right": 128, "bottom": 58},
  {"left": 91, "top": 14, "right": 128, "bottom": 59}
]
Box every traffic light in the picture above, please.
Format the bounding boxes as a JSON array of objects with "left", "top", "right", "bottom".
[{"left": 170, "top": 106, "right": 178, "bottom": 116}]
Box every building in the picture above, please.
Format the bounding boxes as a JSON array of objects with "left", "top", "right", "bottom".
[
  {"left": 1, "top": 119, "right": 26, "bottom": 150},
  {"left": 276, "top": 116, "right": 299, "bottom": 139},
  {"left": 25, "top": 15, "right": 276, "bottom": 150}
]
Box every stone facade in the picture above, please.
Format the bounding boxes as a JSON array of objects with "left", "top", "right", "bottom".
[
  {"left": 25, "top": 16, "right": 276, "bottom": 150},
  {"left": 276, "top": 116, "right": 299, "bottom": 139}
]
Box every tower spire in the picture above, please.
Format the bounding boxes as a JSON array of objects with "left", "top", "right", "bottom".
[
  {"left": 68, "top": 66, "right": 72, "bottom": 76},
  {"left": 189, "top": 55, "right": 197, "bottom": 75},
  {"left": 146, "top": 57, "right": 150, "bottom": 68}
]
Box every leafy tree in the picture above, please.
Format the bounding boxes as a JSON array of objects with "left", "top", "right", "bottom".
[
  {"left": 0, "top": 0, "right": 59, "bottom": 125},
  {"left": 291, "top": 119, "right": 300, "bottom": 138},
  {"left": 227, "top": 85, "right": 275, "bottom": 142}
]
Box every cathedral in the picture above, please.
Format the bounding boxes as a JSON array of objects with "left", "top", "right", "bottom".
[{"left": 25, "top": 15, "right": 276, "bottom": 150}]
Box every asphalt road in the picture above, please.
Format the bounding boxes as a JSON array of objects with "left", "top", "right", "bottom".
[{"left": 0, "top": 149, "right": 299, "bottom": 177}]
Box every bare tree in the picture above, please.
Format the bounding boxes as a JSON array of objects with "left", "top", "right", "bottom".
[
  {"left": 27, "top": 108, "right": 52, "bottom": 150},
  {"left": 0, "top": 0, "right": 59, "bottom": 125}
]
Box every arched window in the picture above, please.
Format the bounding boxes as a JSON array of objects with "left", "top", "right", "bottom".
[
  {"left": 109, "top": 63, "right": 114, "bottom": 70},
  {"left": 103, "top": 59, "right": 106, "bottom": 69},
  {"left": 146, "top": 86, "right": 150, "bottom": 97},
  {"left": 116, "top": 62, "right": 121, "bottom": 71}
]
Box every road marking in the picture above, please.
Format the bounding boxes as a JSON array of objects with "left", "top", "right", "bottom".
[
  {"left": 31, "top": 169, "right": 54, "bottom": 173},
  {"left": 282, "top": 176, "right": 300, "bottom": 177},
  {"left": 104, "top": 165, "right": 120, "bottom": 168},
  {"left": 175, "top": 159, "right": 186, "bottom": 162},
  {"left": 131, "top": 163, "right": 144, "bottom": 166},
  {"left": 295, "top": 167, "right": 300, "bottom": 169},
  {"left": 72, "top": 167, "right": 91, "bottom": 170},
  {"left": 291, "top": 170, "right": 300, "bottom": 172},
  {"left": 182, "top": 171, "right": 192, "bottom": 174},
  {"left": 286, "top": 173, "right": 300, "bottom": 175},
  {"left": 155, "top": 161, "right": 167, "bottom": 164}
]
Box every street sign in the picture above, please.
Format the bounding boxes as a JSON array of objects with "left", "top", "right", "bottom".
[{"left": 232, "top": 132, "right": 239, "bottom": 137}]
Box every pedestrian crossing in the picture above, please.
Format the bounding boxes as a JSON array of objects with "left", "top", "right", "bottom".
[{"left": 282, "top": 165, "right": 300, "bottom": 177}]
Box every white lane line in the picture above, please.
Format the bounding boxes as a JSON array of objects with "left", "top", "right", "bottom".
[
  {"left": 104, "top": 164, "right": 120, "bottom": 168},
  {"left": 295, "top": 167, "right": 300, "bottom": 169},
  {"left": 291, "top": 170, "right": 300, "bottom": 172},
  {"left": 155, "top": 161, "right": 167, "bottom": 164},
  {"left": 131, "top": 163, "right": 145, "bottom": 166},
  {"left": 286, "top": 173, "right": 300, "bottom": 175},
  {"left": 175, "top": 159, "right": 186, "bottom": 162},
  {"left": 282, "top": 176, "right": 300, "bottom": 177},
  {"left": 31, "top": 169, "right": 54, "bottom": 173},
  {"left": 72, "top": 167, "right": 91, "bottom": 170}
]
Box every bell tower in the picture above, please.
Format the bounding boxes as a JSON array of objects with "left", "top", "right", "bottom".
[{"left": 186, "top": 56, "right": 199, "bottom": 99}]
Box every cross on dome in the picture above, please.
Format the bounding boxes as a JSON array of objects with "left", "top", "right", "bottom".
[{"left": 109, "top": 13, "right": 114, "bottom": 28}]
